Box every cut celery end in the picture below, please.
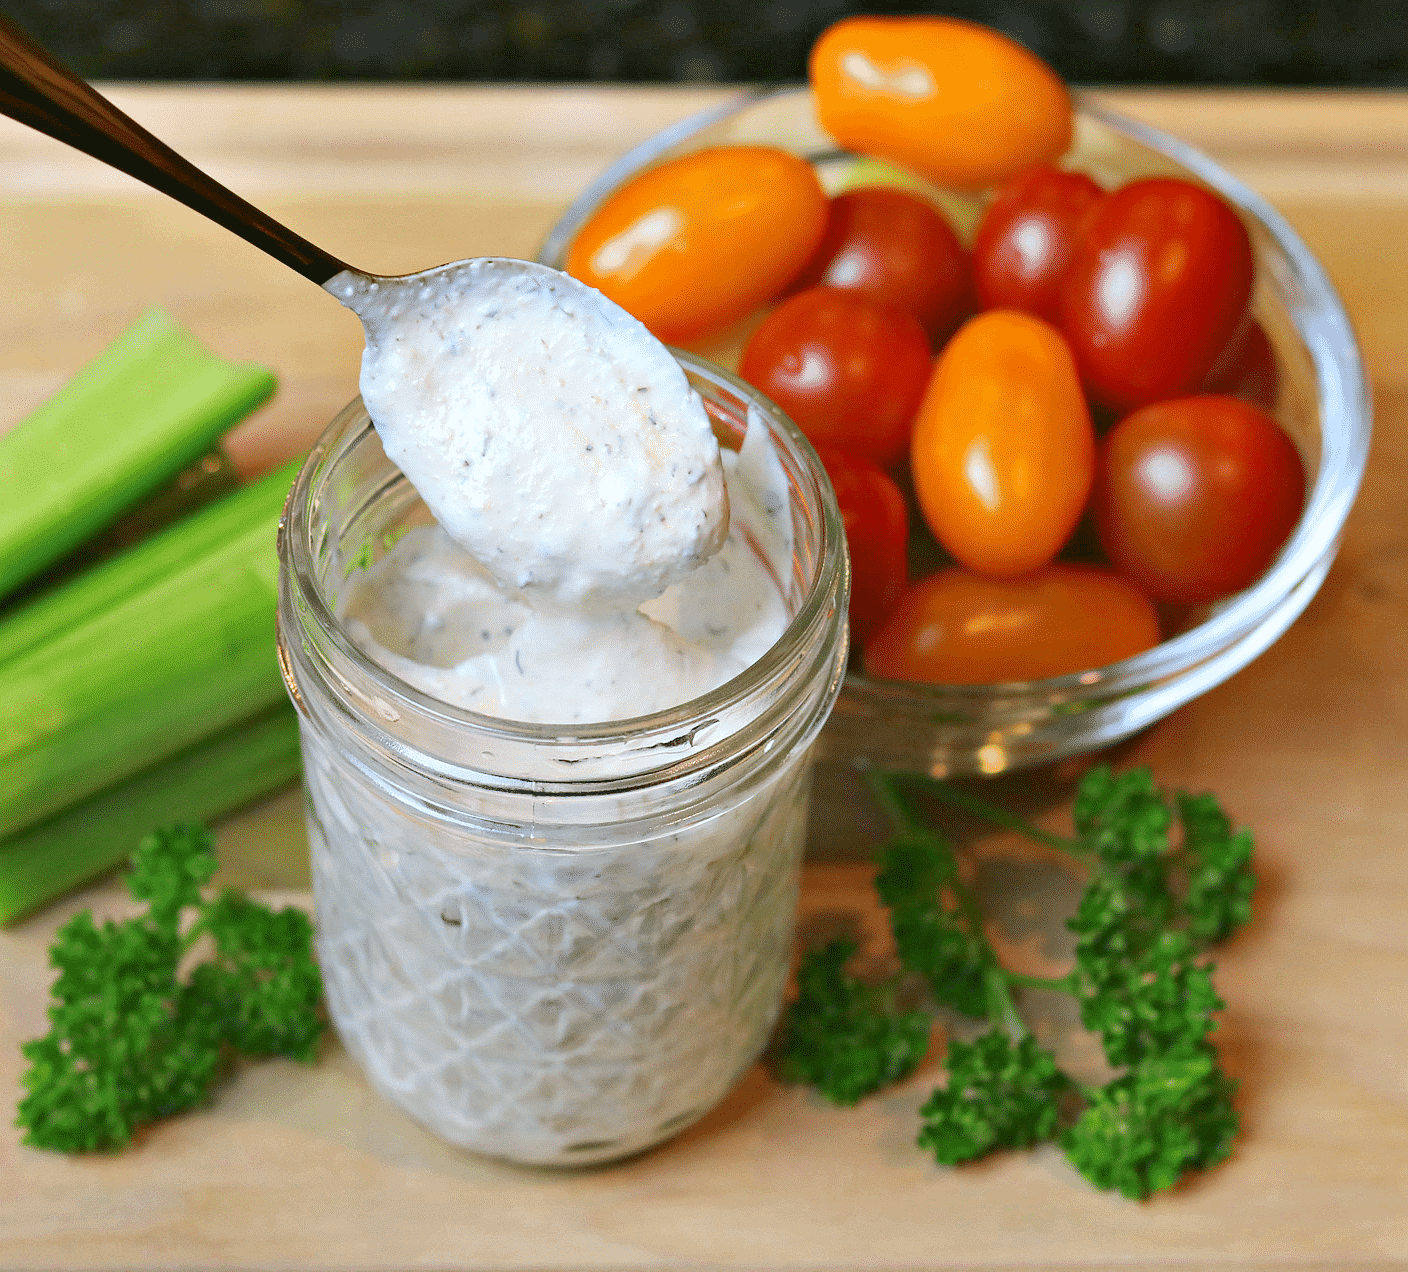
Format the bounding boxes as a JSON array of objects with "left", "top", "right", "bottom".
[
  {"left": 0, "top": 461, "right": 293, "bottom": 840},
  {"left": 0, "top": 307, "right": 276, "bottom": 600},
  {"left": 0, "top": 702, "right": 302, "bottom": 926},
  {"left": 0, "top": 457, "right": 302, "bottom": 669}
]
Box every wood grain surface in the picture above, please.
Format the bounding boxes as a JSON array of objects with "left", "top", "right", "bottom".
[{"left": 1, "top": 87, "right": 1406, "bottom": 1271}]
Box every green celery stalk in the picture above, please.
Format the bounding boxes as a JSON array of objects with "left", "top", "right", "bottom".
[
  {"left": 3, "top": 446, "right": 243, "bottom": 606},
  {"left": 0, "top": 461, "right": 293, "bottom": 839},
  {"left": 0, "top": 457, "right": 302, "bottom": 669},
  {"left": 0, "top": 702, "right": 301, "bottom": 926},
  {"left": 0, "top": 307, "right": 275, "bottom": 600}
]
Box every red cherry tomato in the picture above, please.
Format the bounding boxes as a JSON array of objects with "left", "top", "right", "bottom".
[
  {"left": 1203, "top": 319, "right": 1278, "bottom": 410},
  {"left": 789, "top": 186, "right": 973, "bottom": 344},
  {"left": 1093, "top": 394, "right": 1306, "bottom": 605},
  {"left": 739, "top": 287, "right": 931, "bottom": 468},
  {"left": 1060, "top": 177, "right": 1254, "bottom": 412},
  {"left": 815, "top": 447, "right": 908, "bottom": 646},
  {"left": 972, "top": 164, "right": 1104, "bottom": 324},
  {"left": 909, "top": 309, "right": 1094, "bottom": 578},
  {"left": 864, "top": 564, "right": 1161, "bottom": 685}
]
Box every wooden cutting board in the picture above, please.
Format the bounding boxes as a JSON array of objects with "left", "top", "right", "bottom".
[{"left": 1, "top": 86, "right": 1406, "bottom": 1271}]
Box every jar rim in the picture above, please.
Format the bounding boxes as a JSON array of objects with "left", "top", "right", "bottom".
[{"left": 277, "top": 349, "right": 848, "bottom": 787}]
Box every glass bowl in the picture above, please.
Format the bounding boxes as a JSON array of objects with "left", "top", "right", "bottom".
[{"left": 537, "top": 87, "right": 1370, "bottom": 785}]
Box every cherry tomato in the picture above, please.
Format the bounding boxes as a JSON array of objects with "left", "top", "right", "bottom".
[
  {"left": 566, "top": 146, "right": 827, "bottom": 345},
  {"left": 864, "top": 564, "right": 1161, "bottom": 685},
  {"left": 739, "top": 288, "right": 931, "bottom": 468},
  {"left": 1060, "top": 177, "right": 1254, "bottom": 412},
  {"left": 973, "top": 165, "right": 1104, "bottom": 323},
  {"left": 815, "top": 447, "right": 908, "bottom": 646},
  {"left": 810, "top": 16, "right": 1072, "bottom": 189},
  {"left": 909, "top": 310, "right": 1094, "bottom": 578},
  {"left": 1093, "top": 394, "right": 1306, "bottom": 604},
  {"left": 1203, "top": 319, "right": 1278, "bottom": 410},
  {"left": 789, "top": 186, "right": 973, "bottom": 344}
]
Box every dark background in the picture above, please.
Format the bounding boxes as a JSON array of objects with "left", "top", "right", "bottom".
[{"left": 8, "top": 0, "right": 1408, "bottom": 85}]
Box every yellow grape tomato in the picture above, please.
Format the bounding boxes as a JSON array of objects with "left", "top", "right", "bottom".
[
  {"left": 910, "top": 310, "right": 1094, "bottom": 578},
  {"left": 809, "top": 16, "right": 1072, "bottom": 190}
]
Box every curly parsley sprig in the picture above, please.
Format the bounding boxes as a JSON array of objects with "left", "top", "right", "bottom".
[
  {"left": 16, "top": 825, "right": 323, "bottom": 1153},
  {"left": 777, "top": 764, "right": 1255, "bottom": 1199}
]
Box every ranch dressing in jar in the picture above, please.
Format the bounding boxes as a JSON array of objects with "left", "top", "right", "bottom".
[{"left": 278, "top": 270, "right": 847, "bottom": 1164}]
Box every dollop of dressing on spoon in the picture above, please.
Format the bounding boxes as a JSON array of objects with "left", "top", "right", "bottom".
[{"left": 329, "top": 259, "right": 728, "bottom": 610}]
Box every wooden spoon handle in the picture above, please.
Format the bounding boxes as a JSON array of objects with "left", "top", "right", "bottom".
[{"left": 0, "top": 15, "right": 351, "bottom": 285}]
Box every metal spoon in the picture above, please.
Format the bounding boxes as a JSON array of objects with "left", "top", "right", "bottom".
[
  {"left": 0, "top": 14, "right": 355, "bottom": 285},
  {"left": 0, "top": 16, "right": 555, "bottom": 313}
]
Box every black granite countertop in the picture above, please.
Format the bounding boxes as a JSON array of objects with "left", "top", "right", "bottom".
[{"left": 8, "top": 0, "right": 1408, "bottom": 85}]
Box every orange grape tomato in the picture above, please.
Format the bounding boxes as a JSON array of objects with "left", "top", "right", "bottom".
[
  {"left": 910, "top": 310, "right": 1094, "bottom": 578},
  {"left": 566, "top": 146, "right": 828, "bottom": 345},
  {"left": 863, "top": 564, "right": 1161, "bottom": 685},
  {"left": 1094, "top": 394, "right": 1306, "bottom": 605},
  {"left": 809, "top": 16, "right": 1073, "bottom": 190},
  {"left": 788, "top": 186, "right": 973, "bottom": 344},
  {"left": 815, "top": 446, "right": 908, "bottom": 647},
  {"left": 739, "top": 287, "right": 932, "bottom": 468}
]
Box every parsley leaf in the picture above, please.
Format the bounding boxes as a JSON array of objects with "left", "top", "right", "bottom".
[
  {"left": 875, "top": 831, "right": 989, "bottom": 1018},
  {"left": 16, "top": 824, "right": 323, "bottom": 1153},
  {"left": 1074, "top": 929, "right": 1225, "bottom": 1068},
  {"left": 779, "top": 765, "right": 1255, "bottom": 1200},
  {"left": 1074, "top": 766, "right": 1170, "bottom": 865},
  {"left": 1062, "top": 1042, "right": 1239, "bottom": 1199},
  {"left": 188, "top": 889, "right": 324, "bottom": 1062},
  {"left": 778, "top": 939, "right": 930, "bottom": 1106},
  {"left": 917, "top": 1030, "right": 1067, "bottom": 1165},
  {"left": 1177, "top": 792, "right": 1256, "bottom": 942}
]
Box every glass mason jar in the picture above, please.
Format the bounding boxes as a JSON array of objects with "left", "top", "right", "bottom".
[{"left": 276, "top": 352, "right": 848, "bottom": 1166}]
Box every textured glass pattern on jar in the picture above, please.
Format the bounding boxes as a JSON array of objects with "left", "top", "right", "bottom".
[{"left": 303, "top": 728, "right": 810, "bottom": 1165}]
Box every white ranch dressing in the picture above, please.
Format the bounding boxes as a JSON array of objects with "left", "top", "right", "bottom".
[
  {"left": 328, "top": 259, "right": 790, "bottom": 724},
  {"left": 341, "top": 436, "right": 788, "bottom": 724},
  {"left": 306, "top": 260, "right": 813, "bottom": 1165},
  {"left": 330, "top": 259, "right": 728, "bottom": 611}
]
